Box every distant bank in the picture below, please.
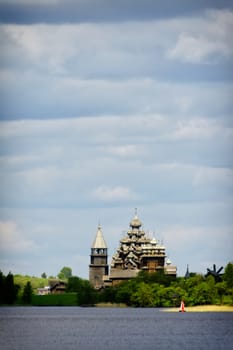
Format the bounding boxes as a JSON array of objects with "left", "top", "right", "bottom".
[
  {"left": 162, "top": 305, "right": 233, "bottom": 312},
  {"left": 94, "top": 303, "right": 233, "bottom": 311}
]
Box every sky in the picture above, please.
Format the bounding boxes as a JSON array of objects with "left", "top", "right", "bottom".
[{"left": 0, "top": 0, "right": 232, "bottom": 279}]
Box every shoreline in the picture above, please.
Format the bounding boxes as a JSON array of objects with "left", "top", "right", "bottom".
[
  {"left": 162, "top": 305, "right": 233, "bottom": 312},
  {"left": 95, "top": 303, "right": 233, "bottom": 311}
]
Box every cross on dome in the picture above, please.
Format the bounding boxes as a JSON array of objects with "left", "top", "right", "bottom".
[{"left": 130, "top": 208, "right": 142, "bottom": 228}]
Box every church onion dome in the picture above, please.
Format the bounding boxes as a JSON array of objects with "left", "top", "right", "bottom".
[
  {"left": 91, "top": 225, "right": 107, "bottom": 249},
  {"left": 130, "top": 214, "right": 142, "bottom": 228},
  {"left": 151, "top": 237, "right": 157, "bottom": 245}
]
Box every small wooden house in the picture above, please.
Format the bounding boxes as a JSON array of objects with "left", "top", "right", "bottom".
[{"left": 49, "top": 280, "right": 66, "bottom": 294}]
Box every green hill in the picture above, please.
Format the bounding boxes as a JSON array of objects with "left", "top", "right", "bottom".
[{"left": 14, "top": 274, "right": 49, "bottom": 295}]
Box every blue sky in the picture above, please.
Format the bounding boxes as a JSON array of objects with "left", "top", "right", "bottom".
[{"left": 0, "top": 0, "right": 232, "bottom": 279}]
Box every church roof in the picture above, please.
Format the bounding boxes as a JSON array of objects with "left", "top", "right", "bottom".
[
  {"left": 91, "top": 225, "right": 107, "bottom": 249},
  {"left": 130, "top": 211, "right": 142, "bottom": 228}
]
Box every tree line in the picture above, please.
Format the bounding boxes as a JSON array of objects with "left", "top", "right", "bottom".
[
  {"left": 98, "top": 269, "right": 232, "bottom": 307},
  {"left": 1, "top": 262, "right": 232, "bottom": 307},
  {"left": 0, "top": 271, "right": 33, "bottom": 305},
  {"left": 67, "top": 262, "right": 233, "bottom": 307}
]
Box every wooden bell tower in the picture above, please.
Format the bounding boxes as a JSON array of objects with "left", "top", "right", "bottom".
[{"left": 89, "top": 225, "right": 108, "bottom": 289}]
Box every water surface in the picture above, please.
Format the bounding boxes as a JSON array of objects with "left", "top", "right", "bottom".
[{"left": 0, "top": 307, "right": 232, "bottom": 349}]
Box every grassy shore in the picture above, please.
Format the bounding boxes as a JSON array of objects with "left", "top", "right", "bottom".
[
  {"left": 95, "top": 302, "right": 127, "bottom": 308},
  {"left": 96, "top": 303, "right": 233, "bottom": 311},
  {"left": 162, "top": 305, "right": 233, "bottom": 312}
]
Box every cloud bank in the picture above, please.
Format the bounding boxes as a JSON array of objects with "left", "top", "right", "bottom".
[{"left": 0, "top": 1, "right": 232, "bottom": 278}]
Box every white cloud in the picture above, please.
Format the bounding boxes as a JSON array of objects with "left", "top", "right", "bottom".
[
  {"left": 162, "top": 225, "right": 233, "bottom": 275},
  {"left": 19, "top": 166, "right": 61, "bottom": 188},
  {"left": 168, "top": 10, "right": 233, "bottom": 63},
  {"left": 1, "top": 114, "right": 231, "bottom": 144},
  {"left": 0, "top": 115, "right": 232, "bottom": 209},
  {"left": 106, "top": 144, "right": 146, "bottom": 158},
  {"left": 92, "top": 186, "right": 136, "bottom": 202},
  {"left": 2, "top": 9, "right": 232, "bottom": 80},
  {"left": 0, "top": 113, "right": 165, "bottom": 139},
  {"left": 0, "top": 5, "right": 232, "bottom": 278},
  {"left": 192, "top": 167, "right": 233, "bottom": 188},
  {"left": 0, "top": 221, "right": 37, "bottom": 253},
  {"left": 170, "top": 119, "right": 226, "bottom": 140},
  {"left": 168, "top": 33, "right": 225, "bottom": 64}
]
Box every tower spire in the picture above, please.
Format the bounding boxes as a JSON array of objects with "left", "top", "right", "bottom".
[
  {"left": 185, "top": 264, "right": 190, "bottom": 279},
  {"left": 91, "top": 224, "right": 107, "bottom": 249}
]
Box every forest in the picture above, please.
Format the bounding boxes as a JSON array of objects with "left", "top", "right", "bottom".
[{"left": 0, "top": 262, "right": 232, "bottom": 307}]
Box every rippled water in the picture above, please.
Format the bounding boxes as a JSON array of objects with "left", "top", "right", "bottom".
[{"left": 0, "top": 307, "right": 232, "bottom": 350}]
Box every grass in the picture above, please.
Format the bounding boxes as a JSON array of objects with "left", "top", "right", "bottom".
[
  {"left": 14, "top": 275, "right": 49, "bottom": 295},
  {"left": 32, "top": 293, "right": 77, "bottom": 306},
  {"left": 95, "top": 302, "right": 127, "bottom": 308}
]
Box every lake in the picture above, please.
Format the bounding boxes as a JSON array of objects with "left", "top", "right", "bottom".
[{"left": 0, "top": 307, "right": 232, "bottom": 350}]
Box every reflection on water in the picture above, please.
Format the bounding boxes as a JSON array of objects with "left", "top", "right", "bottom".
[{"left": 0, "top": 307, "right": 232, "bottom": 350}]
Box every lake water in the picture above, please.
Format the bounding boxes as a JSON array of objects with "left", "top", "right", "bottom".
[{"left": 0, "top": 307, "right": 232, "bottom": 350}]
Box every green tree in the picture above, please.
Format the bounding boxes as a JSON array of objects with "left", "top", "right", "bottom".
[
  {"left": 77, "top": 279, "right": 96, "bottom": 305},
  {"left": 98, "top": 285, "right": 117, "bottom": 303},
  {"left": 223, "top": 262, "right": 233, "bottom": 289},
  {"left": 223, "top": 262, "right": 233, "bottom": 305},
  {"left": 215, "top": 281, "right": 227, "bottom": 304},
  {"left": 0, "top": 271, "right": 4, "bottom": 304},
  {"left": 66, "top": 276, "right": 81, "bottom": 292},
  {"left": 0, "top": 272, "right": 19, "bottom": 304},
  {"left": 67, "top": 276, "right": 97, "bottom": 305},
  {"left": 41, "top": 272, "right": 47, "bottom": 279},
  {"left": 58, "top": 266, "right": 72, "bottom": 280},
  {"left": 115, "top": 280, "right": 137, "bottom": 305},
  {"left": 137, "top": 270, "right": 174, "bottom": 286},
  {"left": 157, "top": 285, "right": 181, "bottom": 307},
  {"left": 22, "top": 281, "right": 33, "bottom": 304},
  {"left": 191, "top": 280, "right": 217, "bottom": 305},
  {"left": 5, "top": 272, "right": 16, "bottom": 304},
  {"left": 131, "top": 282, "right": 155, "bottom": 307},
  {"left": 169, "top": 285, "right": 187, "bottom": 307}
]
